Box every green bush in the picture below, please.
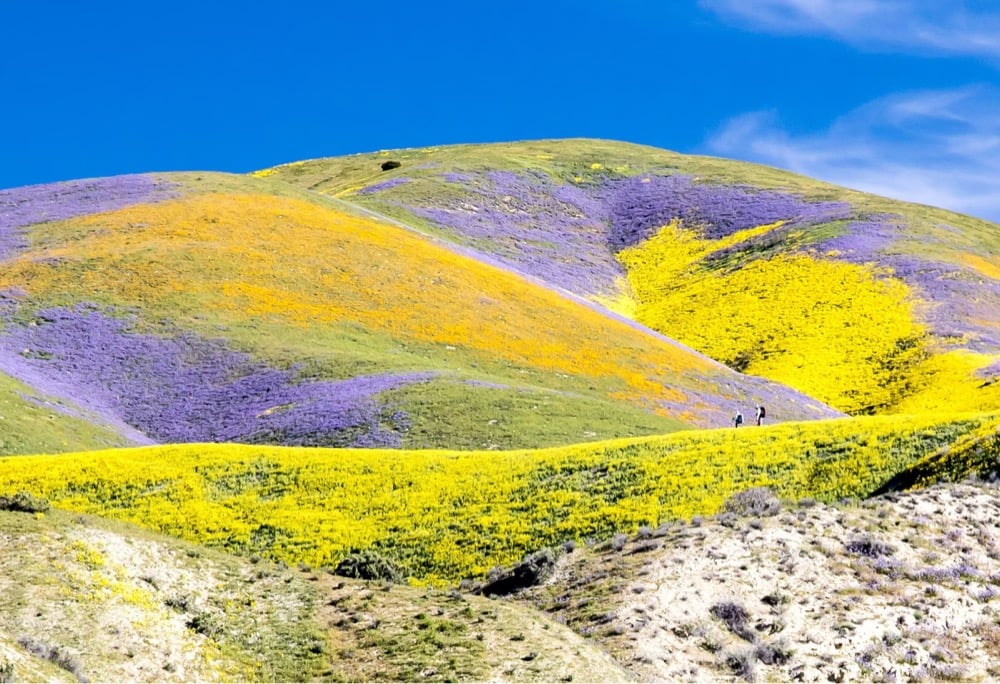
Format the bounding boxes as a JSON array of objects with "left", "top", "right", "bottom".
[
  {"left": 0, "top": 491, "right": 50, "bottom": 513},
  {"left": 334, "top": 550, "right": 403, "bottom": 582}
]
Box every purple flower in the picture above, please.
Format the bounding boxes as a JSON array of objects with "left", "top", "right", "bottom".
[
  {"left": 402, "top": 170, "right": 625, "bottom": 297},
  {"left": 357, "top": 177, "right": 411, "bottom": 194},
  {"left": 817, "top": 216, "right": 904, "bottom": 258},
  {"left": 386, "top": 170, "right": 851, "bottom": 298},
  {"left": 595, "top": 174, "right": 851, "bottom": 249},
  {"left": 0, "top": 175, "right": 177, "bottom": 260},
  {"left": 976, "top": 359, "right": 1000, "bottom": 380},
  {"left": 0, "top": 304, "right": 433, "bottom": 447},
  {"left": 884, "top": 255, "right": 1000, "bottom": 352}
]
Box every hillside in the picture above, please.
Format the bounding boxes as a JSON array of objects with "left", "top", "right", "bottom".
[
  {"left": 0, "top": 163, "right": 840, "bottom": 454},
  {"left": 1, "top": 412, "right": 995, "bottom": 581},
  {"left": 259, "top": 139, "right": 999, "bottom": 416},
  {"left": 1, "top": 138, "right": 999, "bottom": 683},
  {"left": 1, "top": 469, "right": 997, "bottom": 682},
  {"left": 0, "top": 505, "right": 628, "bottom": 683},
  {"left": 514, "top": 480, "right": 1000, "bottom": 683}
]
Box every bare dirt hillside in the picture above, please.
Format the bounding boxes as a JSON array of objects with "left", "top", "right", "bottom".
[{"left": 515, "top": 481, "right": 1000, "bottom": 683}]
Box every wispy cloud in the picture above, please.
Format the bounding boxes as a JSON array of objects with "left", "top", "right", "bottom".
[
  {"left": 701, "top": 0, "right": 1000, "bottom": 61},
  {"left": 705, "top": 86, "right": 1000, "bottom": 221}
]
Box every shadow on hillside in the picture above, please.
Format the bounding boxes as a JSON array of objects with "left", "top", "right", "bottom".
[{"left": 872, "top": 428, "right": 1000, "bottom": 496}]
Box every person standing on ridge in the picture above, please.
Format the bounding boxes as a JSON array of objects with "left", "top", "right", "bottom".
[
  {"left": 756, "top": 405, "right": 766, "bottom": 426},
  {"left": 733, "top": 410, "right": 744, "bottom": 428}
]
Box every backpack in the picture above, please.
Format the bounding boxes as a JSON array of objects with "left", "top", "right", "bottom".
[{"left": 759, "top": 406, "right": 766, "bottom": 418}]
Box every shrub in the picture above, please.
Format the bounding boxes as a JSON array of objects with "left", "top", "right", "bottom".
[
  {"left": 627, "top": 539, "right": 662, "bottom": 555},
  {"left": 930, "top": 664, "right": 969, "bottom": 682},
  {"left": 334, "top": 550, "right": 403, "bottom": 583},
  {"left": 845, "top": 536, "right": 895, "bottom": 558},
  {"left": 755, "top": 640, "right": 793, "bottom": 665},
  {"left": 724, "top": 648, "right": 757, "bottom": 681},
  {"left": 718, "top": 512, "right": 739, "bottom": 528},
  {"left": 164, "top": 593, "right": 193, "bottom": 612},
  {"left": 711, "top": 602, "right": 755, "bottom": 642},
  {"left": 186, "top": 612, "right": 224, "bottom": 638},
  {"left": 16, "top": 637, "right": 87, "bottom": 682},
  {"left": 477, "top": 548, "right": 556, "bottom": 597},
  {"left": 760, "top": 592, "right": 788, "bottom": 607},
  {"left": 722, "top": 487, "right": 780, "bottom": 517},
  {"left": 0, "top": 491, "right": 50, "bottom": 513},
  {"left": 0, "top": 660, "right": 12, "bottom": 684}
]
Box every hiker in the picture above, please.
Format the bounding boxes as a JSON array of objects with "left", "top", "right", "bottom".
[
  {"left": 733, "top": 411, "right": 744, "bottom": 428},
  {"left": 756, "top": 405, "right": 766, "bottom": 426}
]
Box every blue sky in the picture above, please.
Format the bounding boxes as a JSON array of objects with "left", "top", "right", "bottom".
[{"left": 3, "top": 0, "right": 1000, "bottom": 221}]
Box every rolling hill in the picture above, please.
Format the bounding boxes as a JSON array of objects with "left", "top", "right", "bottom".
[
  {"left": 1, "top": 138, "right": 999, "bottom": 682},
  {"left": 0, "top": 150, "right": 852, "bottom": 454},
  {"left": 260, "top": 139, "right": 999, "bottom": 416}
]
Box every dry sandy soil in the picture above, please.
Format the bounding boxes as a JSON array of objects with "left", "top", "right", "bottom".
[{"left": 519, "top": 481, "right": 1000, "bottom": 682}]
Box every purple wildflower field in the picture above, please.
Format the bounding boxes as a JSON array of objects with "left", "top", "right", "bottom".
[
  {"left": 887, "top": 256, "right": 1000, "bottom": 352},
  {"left": 395, "top": 170, "right": 852, "bottom": 296},
  {"left": 817, "top": 216, "right": 904, "bottom": 258},
  {"left": 977, "top": 359, "right": 1000, "bottom": 381},
  {"left": 357, "top": 177, "right": 411, "bottom": 194},
  {"left": 0, "top": 305, "right": 432, "bottom": 447},
  {"left": 0, "top": 175, "right": 177, "bottom": 260},
  {"left": 408, "top": 171, "right": 621, "bottom": 296},
  {"left": 596, "top": 174, "right": 852, "bottom": 249}
]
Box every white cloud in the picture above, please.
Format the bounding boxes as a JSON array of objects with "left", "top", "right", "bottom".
[
  {"left": 705, "top": 86, "right": 1000, "bottom": 222},
  {"left": 700, "top": 0, "right": 1000, "bottom": 61}
]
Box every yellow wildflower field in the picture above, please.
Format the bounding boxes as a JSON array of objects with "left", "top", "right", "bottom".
[{"left": 1, "top": 411, "right": 994, "bottom": 583}]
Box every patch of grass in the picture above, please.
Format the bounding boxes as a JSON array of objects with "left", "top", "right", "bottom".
[
  {"left": 0, "top": 374, "right": 131, "bottom": 456},
  {"left": 383, "top": 379, "right": 686, "bottom": 450}
]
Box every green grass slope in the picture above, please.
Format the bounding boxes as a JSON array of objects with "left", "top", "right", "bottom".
[
  {"left": 259, "top": 139, "right": 1000, "bottom": 416},
  {"left": 0, "top": 373, "right": 133, "bottom": 455}
]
